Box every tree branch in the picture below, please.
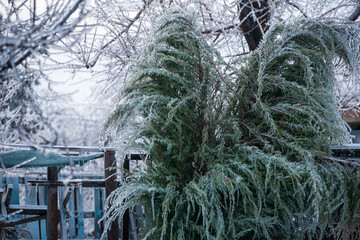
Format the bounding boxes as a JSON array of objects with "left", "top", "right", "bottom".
[
  {"left": 348, "top": 2, "right": 360, "bottom": 21},
  {"left": 0, "top": 0, "right": 85, "bottom": 73},
  {"left": 202, "top": 24, "right": 238, "bottom": 34},
  {"left": 285, "top": 0, "right": 308, "bottom": 18},
  {"left": 322, "top": 156, "right": 360, "bottom": 168},
  {"left": 87, "top": 0, "right": 154, "bottom": 68}
]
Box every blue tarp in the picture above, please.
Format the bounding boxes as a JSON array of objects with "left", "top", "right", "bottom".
[{"left": 0, "top": 150, "right": 104, "bottom": 168}]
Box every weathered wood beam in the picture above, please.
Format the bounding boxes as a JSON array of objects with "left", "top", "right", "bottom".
[
  {"left": 62, "top": 187, "right": 74, "bottom": 208},
  {"left": 1, "top": 184, "right": 13, "bottom": 217},
  {"left": 0, "top": 175, "right": 104, "bottom": 184},
  {"left": 0, "top": 143, "right": 115, "bottom": 153},
  {"left": 46, "top": 167, "right": 58, "bottom": 240},
  {"left": 27, "top": 179, "right": 105, "bottom": 188},
  {"left": 105, "top": 150, "right": 119, "bottom": 240},
  {"left": 7, "top": 204, "right": 47, "bottom": 215},
  {"left": 0, "top": 214, "right": 46, "bottom": 228}
]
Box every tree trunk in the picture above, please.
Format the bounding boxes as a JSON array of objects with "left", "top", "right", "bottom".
[{"left": 238, "top": 0, "right": 271, "bottom": 51}]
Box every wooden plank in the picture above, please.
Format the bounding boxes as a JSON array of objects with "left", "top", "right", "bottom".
[
  {"left": 59, "top": 186, "right": 68, "bottom": 240},
  {"left": 1, "top": 175, "right": 104, "bottom": 185},
  {"left": 4, "top": 184, "right": 13, "bottom": 207},
  {"left": 27, "top": 179, "right": 105, "bottom": 188},
  {"left": 74, "top": 186, "right": 79, "bottom": 237},
  {"left": 68, "top": 189, "right": 76, "bottom": 238},
  {"left": 25, "top": 176, "right": 41, "bottom": 239},
  {"left": 75, "top": 185, "right": 85, "bottom": 238},
  {"left": 5, "top": 177, "right": 18, "bottom": 227},
  {"left": 6, "top": 177, "right": 19, "bottom": 206},
  {"left": 36, "top": 181, "right": 47, "bottom": 239},
  {"left": 94, "top": 186, "right": 104, "bottom": 239},
  {"left": 4, "top": 177, "right": 20, "bottom": 239},
  {"left": 63, "top": 187, "right": 74, "bottom": 208},
  {"left": 46, "top": 167, "right": 58, "bottom": 240},
  {"left": 1, "top": 185, "right": 10, "bottom": 217},
  {"left": 38, "top": 180, "right": 47, "bottom": 239},
  {"left": 129, "top": 209, "right": 139, "bottom": 240},
  {"left": 0, "top": 143, "right": 115, "bottom": 153},
  {"left": 135, "top": 205, "right": 143, "bottom": 238},
  {"left": 105, "top": 150, "right": 119, "bottom": 240},
  {"left": 0, "top": 214, "right": 46, "bottom": 228},
  {"left": 7, "top": 204, "right": 49, "bottom": 214}
]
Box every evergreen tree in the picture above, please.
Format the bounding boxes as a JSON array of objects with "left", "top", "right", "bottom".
[{"left": 103, "top": 9, "right": 360, "bottom": 240}]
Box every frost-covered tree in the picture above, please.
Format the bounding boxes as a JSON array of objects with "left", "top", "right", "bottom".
[
  {"left": 0, "top": 0, "right": 86, "bottom": 144},
  {"left": 103, "top": 8, "right": 360, "bottom": 240},
  {"left": 0, "top": 68, "right": 57, "bottom": 143}
]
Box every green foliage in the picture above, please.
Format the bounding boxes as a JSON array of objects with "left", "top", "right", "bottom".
[
  {"left": 103, "top": 9, "right": 360, "bottom": 240},
  {"left": 231, "top": 21, "right": 355, "bottom": 159}
]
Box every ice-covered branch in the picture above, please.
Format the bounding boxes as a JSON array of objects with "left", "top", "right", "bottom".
[{"left": 0, "top": 0, "right": 85, "bottom": 74}]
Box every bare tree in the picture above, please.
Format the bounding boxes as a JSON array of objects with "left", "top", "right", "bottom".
[
  {"left": 65, "top": 0, "right": 360, "bottom": 119},
  {"left": 0, "top": 0, "right": 86, "bottom": 144},
  {"left": 65, "top": 0, "right": 360, "bottom": 69}
]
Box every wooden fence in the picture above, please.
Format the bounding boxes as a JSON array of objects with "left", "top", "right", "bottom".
[
  {"left": 0, "top": 146, "right": 134, "bottom": 240},
  {"left": 0, "top": 175, "right": 106, "bottom": 239},
  {"left": 1, "top": 144, "right": 357, "bottom": 239}
]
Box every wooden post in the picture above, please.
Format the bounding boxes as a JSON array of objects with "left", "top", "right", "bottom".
[
  {"left": 122, "top": 155, "right": 130, "bottom": 240},
  {"left": 46, "top": 167, "right": 58, "bottom": 240},
  {"left": 105, "top": 150, "right": 119, "bottom": 240}
]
